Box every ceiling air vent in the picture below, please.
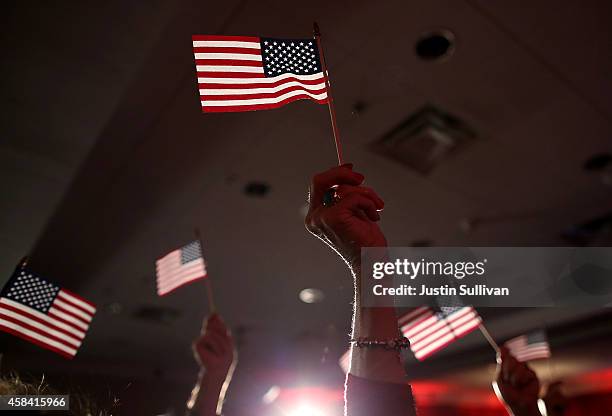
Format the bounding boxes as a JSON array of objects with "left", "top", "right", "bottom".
[
  {"left": 132, "top": 305, "right": 181, "bottom": 325},
  {"left": 372, "top": 105, "right": 477, "bottom": 174}
]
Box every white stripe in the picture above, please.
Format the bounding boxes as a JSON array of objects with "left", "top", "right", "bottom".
[
  {"left": 448, "top": 311, "right": 479, "bottom": 331},
  {"left": 57, "top": 291, "right": 96, "bottom": 314},
  {"left": 158, "top": 270, "right": 207, "bottom": 290},
  {"left": 202, "top": 90, "right": 328, "bottom": 107},
  {"left": 411, "top": 325, "right": 452, "bottom": 352},
  {"left": 157, "top": 259, "right": 205, "bottom": 277},
  {"left": 194, "top": 53, "right": 262, "bottom": 61},
  {"left": 193, "top": 40, "right": 261, "bottom": 49},
  {"left": 0, "top": 298, "right": 85, "bottom": 338},
  {"left": 398, "top": 307, "right": 431, "bottom": 325},
  {"left": 158, "top": 274, "right": 206, "bottom": 295},
  {"left": 53, "top": 299, "right": 93, "bottom": 322},
  {"left": 414, "top": 332, "right": 455, "bottom": 359},
  {"left": 405, "top": 314, "right": 444, "bottom": 340},
  {"left": 48, "top": 307, "right": 88, "bottom": 330},
  {"left": 409, "top": 319, "right": 449, "bottom": 345},
  {"left": 158, "top": 264, "right": 207, "bottom": 283},
  {"left": 0, "top": 308, "right": 81, "bottom": 347},
  {"left": 157, "top": 258, "right": 204, "bottom": 274},
  {"left": 0, "top": 318, "right": 77, "bottom": 356},
  {"left": 158, "top": 270, "right": 207, "bottom": 293},
  {"left": 198, "top": 72, "right": 324, "bottom": 84},
  {"left": 196, "top": 65, "right": 263, "bottom": 73},
  {"left": 201, "top": 81, "right": 326, "bottom": 96}
]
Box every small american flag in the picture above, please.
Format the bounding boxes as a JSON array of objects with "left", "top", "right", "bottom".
[
  {"left": 504, "top": 330, "right": 551, "bottom": 362},
  {"left": 156, "top": 241, "right": 207, "bottom": 296},
  {"left": 192, "top": 35, "right": 328, "bottom": 112},
  {"left": 0, "top": 268, "right": 96, "bottom": 359},
  {"left": 400, "top": 302, "right": 482, "bottom": 361}
]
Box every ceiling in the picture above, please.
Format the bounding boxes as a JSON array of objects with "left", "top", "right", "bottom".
[{"left": 1, "top": 0, "right": 611, "bottom": 414}]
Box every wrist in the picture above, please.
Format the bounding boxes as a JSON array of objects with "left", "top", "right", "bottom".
[{"left": 507, "top": 402, "right": 541, "bottom": 416}]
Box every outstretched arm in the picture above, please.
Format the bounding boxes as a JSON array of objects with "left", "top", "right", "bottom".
[
  {"left": 187, "top": 314, "right": 236, "bottom": 416},
  {"left": 305, "top": 164, "right": 416, "bottom": 415}
]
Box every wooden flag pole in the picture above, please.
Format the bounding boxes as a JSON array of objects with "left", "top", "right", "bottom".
[
  {"left": 194, "top": 228, "right": 216, "bottom": 313},
  {"left": 478, "top": 323, "right": 500, "bottom": 354},
  {"left": 313, "top": 22, "right": 344, "bottom": 166}
]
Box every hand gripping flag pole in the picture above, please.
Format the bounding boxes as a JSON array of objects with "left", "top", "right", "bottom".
[
  {"left": 194, "top": 228, "right": 216, "bottom": 313},
  {"left": 313, "top": 22, "right": 344, "bottom": 166}
]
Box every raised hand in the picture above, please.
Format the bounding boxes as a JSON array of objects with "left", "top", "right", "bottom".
[
  {"left": 493, "top": 347, "right": 541, "bottom": 416},
  {"left": 305, "top": 164, "right": 386, "bottom": 269},
  {"left": 192, "top": 314, "right": 236, "bottom": 379}
]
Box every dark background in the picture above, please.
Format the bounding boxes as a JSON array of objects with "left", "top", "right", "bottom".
[{"left": 1, "top": 1, "right": 612, "bottom": 414}]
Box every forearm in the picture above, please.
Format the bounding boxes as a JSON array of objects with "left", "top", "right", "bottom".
[
  {"left": 186, "top": 370, "right": 227, "bottom": 416},
  {"left": 349, "top": 258, "right": 406, "bottom": 383}
]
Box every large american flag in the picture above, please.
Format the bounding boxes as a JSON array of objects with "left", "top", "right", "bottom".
[
  {"left": 192, "top": 35, "right": 328, "bottom": 112},
  {"left": 156, "top": 241, "right": 207, "bottom": 296},
  {"left": 0, "top": 268, "right": 96, "bottom": 359},
  {"left": 399, "top": 303, "right": 482, "bottom": 361},
  {"left": 504, "top": 330, "right": 551, "bottom": 362}
]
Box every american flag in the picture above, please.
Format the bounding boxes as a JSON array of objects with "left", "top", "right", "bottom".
[
  {"left": 399, "top": 303, "right": 482, "bottom": 361},
  {"left": 156, "top": 241, "right": 207, "bottom": 296},
  {"left": 192, "top": 35, "right": 328, "bottom": 112},
  {"left": 0, "top": 268, "right": 96, "bottom": 359},
  {"left": 504, "top": 330, "right": 551, "bottom": 362}
]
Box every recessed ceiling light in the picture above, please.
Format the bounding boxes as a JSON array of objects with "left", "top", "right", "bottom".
[
  {"left": 299, "top": 288, "right": 325, "bottom": 304},
  {"left": 415, "top": 30, "right": 455, "bottom": 61}
]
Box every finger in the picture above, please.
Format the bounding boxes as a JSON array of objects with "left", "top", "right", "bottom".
[
  {"left": 207, "top": 315, "right": 229, "bottom": 337},
  {"left": 337, "top": 193, "right": 380, "bottom": 222},
  {"left": 336, "top": 185, "right": 385, "bottom": 210},
  {"left": 501, "top": 350, "right": 518, "bottom": 383},
  {"left": 202, "top": 333, "right": 226, "bottom": 356},
  {"left": 310, "top": 165, "right": 364, "bottom": 208}
]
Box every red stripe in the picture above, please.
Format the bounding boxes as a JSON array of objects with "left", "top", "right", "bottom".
[
  {"left": 0, "top": 323, "right": 74, "bottom": 359},
  {"left": 411, "top": 311, "right": 479, "bottom": 352},
  {"left": 0, "top": 303, "right": 82, "bottom": 341},
  {"left": 45, "top": 307, "right": 88, "bottom": 331},
  {"left": 202, "top": 86, "right": 327, "bottom": 101},
  {"left": 401, "top": 311, "right": 435, "bottom": 333},
  {"left": 197, "top": 72, "right": 265, "bottom": 78},
  {"left": 199, "top": 75, "right": 325, "bottom": 88},
  {"left": 202, "top": 95, "right": 328, "bottom": 112},
  {"left": 57, "top": 293, "right": 94, "bottom": 316},
  {"left": 60, "top": 288, "right": 96, "bottom": 309},
  {"left": 0, "top": 312, "right": 79, "bottom": 348},
  {"left": 192, "top": 35, "right": 260, "bottom": 42},
  {"left": 416, "top": 335, "right": 456, "bottom": 361},
  {"left": 193, "top": 47, "right": 262, "bottom": 54},
  {"left": 158, "top": 274, "right": 207, "bottom": 296},
  {"left": 415, "top": 321, "right": 480, "bottom": 360},
  {"left": 194, "top": 59, "right": 263, "bottom": 67},
  {"left": 49, "top": 303, "right": 89, "bottom": 327}
]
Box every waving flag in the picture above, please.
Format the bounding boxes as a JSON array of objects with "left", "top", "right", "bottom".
[
  {"left": 192, "top": 35, "right": 328, "bottom": 112},
  {"left": 504, "top": 330, "right": 551, "bottom": 362},
  {"left": 156, "top": 241, "right": 207, "bottom": 296},
  {"left": 0, "top": 268, "right": 96, "bottom": 358},
  {"left": 400, "top": 303, "right": 482, "bottom": 361}
]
